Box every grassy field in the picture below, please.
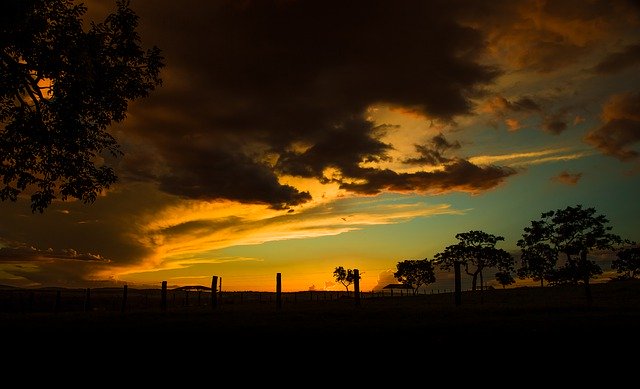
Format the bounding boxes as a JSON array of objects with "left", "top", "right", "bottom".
[
  {"left": 0, "top": 281, "right": 640, "bottom": 359},
  {"left": 2, "top": 280, "right": 639, "bottom": 352}
]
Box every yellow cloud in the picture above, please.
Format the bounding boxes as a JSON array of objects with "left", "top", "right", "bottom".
[
  {"left": 108, "top": 198, "right": 463, "bottom": 281},
  {"left": 469, "top": 147, "right": 589, "bottom": 166}
]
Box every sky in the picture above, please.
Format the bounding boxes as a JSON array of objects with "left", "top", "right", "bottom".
[{"left": 1, "top": 0, "right": 640, "bottom": 292}]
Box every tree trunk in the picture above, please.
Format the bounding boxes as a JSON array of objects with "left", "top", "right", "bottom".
[
  {"left": 479, "top": 269, "right": 484, "bottom": 304},
  {"left": 471, "top": 272, "right": 478, "bottom": 291},
  {"left": 581, "top": 250, "right": 593, "bottom": 306},
  {"left": 454, "top": 261, "right": 462, "bottom": 306},
  {"left": 540, "top": 278, "right": 544, "bottom": 288}
]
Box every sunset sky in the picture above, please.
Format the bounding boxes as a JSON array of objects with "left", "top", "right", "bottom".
[{"left": 1, "top": 0, "right": 639, "bottom": 292}]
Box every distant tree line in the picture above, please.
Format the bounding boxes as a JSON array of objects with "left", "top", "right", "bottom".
[{"left": 335, "top": 205, "right": 638, "bottom": 304}]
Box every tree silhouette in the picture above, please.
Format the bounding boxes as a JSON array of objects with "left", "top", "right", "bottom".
[
  {"left": 394, "top": 259, "right": 436, "bottom": 295},
  {"left": 495, "top": 271, "right": 515, "bottom": 288},
  {"left": 520, "top": 205, "right": 622, "bottom": 304},
  {"left": 333, "top": 266, "right": 357, "bottom": 292},
  {"left": 517, "top": 240, "right": 558, "bottom": 287},
  {"left": 435, "top": 230, "right": 514, "bottom": 291},
  {"left": 1, "top": 0, "right": 163, "bottom": 212},
  {"left": 612, "top": 245, "right": 640, "bottom": 279}
]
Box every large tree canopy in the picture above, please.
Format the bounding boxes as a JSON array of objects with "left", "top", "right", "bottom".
[
  {"left": 519, "top": 205, "right": 622, "bottom": 303},
  {"left": 435, "top": 230, "right": 514, "bottom": 291},
  {"left": 0, "top": 0, "right": 163, "bottom": 212}
]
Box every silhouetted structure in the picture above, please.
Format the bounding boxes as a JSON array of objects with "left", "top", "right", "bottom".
[
  {"left": 121, "top": 285, "right": 128, "bottom": 313},
  {"left": 211, "top": 276, "right": 218, "bottom": 310},
  {"left": 383, "top": 284, "right": 413, "bottom": 296},
  {"left": 354, "top": 269, "right": 361, "bottom": 306},
  {"left": 276, "top": 273, "right": 282, "bottom": 310},
  {"left": 161, "top": 281, "right": 167, "bottom": 312},
  {"left": 84, "top": 288, "right": 91, "bottom": 312}
]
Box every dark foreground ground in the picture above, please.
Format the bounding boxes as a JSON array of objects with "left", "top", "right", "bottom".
[{"left": 2, "top": 280, "right": 639, "bottom": 358}]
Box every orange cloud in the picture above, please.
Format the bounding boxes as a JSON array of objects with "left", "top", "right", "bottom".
[
  {"left": 585, "top": 92, "right": 640, "bottom": 161},
  {"left": 461, "top": 0, "right": 640, "bottom": 73},
  {"left": 505, "top": 118, "right": 521, "bottom": 131},
  {"left": 552, "top": 171, "right": 583, "bottom": 185}
]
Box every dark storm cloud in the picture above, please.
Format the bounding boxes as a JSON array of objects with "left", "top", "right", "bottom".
[
  {"left": 0, "top": 183, "right": 172, "bottom": 266},
  {"left": 156, "top": 145, "right": 311, "bottom": 210},
  {"left": 275, "top": 118, "right": 393, "bottom": 179},
  {"left": 102, "top": 0, "right": 503, "bottom": 206},
  {"left": 457, "top": 0, "right": 597, "bottom": 73},
  {"left": 159, "top": 217, "right": 242, "bottom": 239},
  {"left": 404, "top": 133, "right": 462, "bottom": 166},
  {"left": 0, "top": 240, "right": 113, "bottom": 287},
  {"left": 585, "top": 92, "right": 640, "bottom": 161},
  {"left": 0, "top": 243, "right": 107, "bottom": 263},
  {"left": 594, "top": 43, "right": 640, "bottom": 74},
  {"left": 4, "top": 261, "right": 117, "bottom": 288},
  {"left": 340, "top": 160, "right": 516, "bottom": 195},
  {"left": 508, "top": 97, "right": 541, "bottom": 112},
  {"left": 484, "top": 95, "right": 542, "bottom": 115},
  {"left": 543, "top": 118, "right": 568, "bottom": 134}
]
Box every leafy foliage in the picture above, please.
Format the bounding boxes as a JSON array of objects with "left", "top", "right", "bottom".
[
  {"left": 434, "top": 230, "right": 514, "bottom": 291},
  {"left": 518, "top": 205, "right": 622, "bottom": 286},
  {"left": 612, "top": 246, "right": 640, "bottom": 279},
  {"left": 333, "top": 266, "right": 358, "bottom": 292},
  {"left": 394, "top": 259, "right": 436, "bottom": 294},
  {"left": 517, "top": 242, "right": 558, "bottom": 287},
  {"left": 495, "top": 271, "right": 515, "bottom": 288},
  {"left": 0, "top": 0, "right": 163, "bottom": 212}
]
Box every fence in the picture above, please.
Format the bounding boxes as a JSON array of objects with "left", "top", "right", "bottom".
[{"left": 0, "top": 272, "right": 461, "bottom": 314}]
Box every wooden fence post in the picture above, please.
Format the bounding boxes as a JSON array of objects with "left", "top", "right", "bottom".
[
  {"left": 276, "top": 273, "right": 282, "bottom": 310},
  {"left": 354, "top": 269, "right": 361, "bottom": 306},
  {"left": 121, "top": 285, "right": 128, "bottom": 313},
  {"left": 161, "top": 281, "right": 167, "bottom": 312},
  {"left": 84, "top": 288, "right": 91, "bottom": 312},
  {"left": 211, "top": 276, "right": 218, "bottom": 310},
  {"left": 54, "top": 290, "right": 61, "bottom": 313},
  {"left": 218, "top": 277, "right": 222, "bottom": 305}
]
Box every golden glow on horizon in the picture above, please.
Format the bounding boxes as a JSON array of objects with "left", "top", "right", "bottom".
[{"left": 100, "top": 196, "right": 464, "bottom": 288}]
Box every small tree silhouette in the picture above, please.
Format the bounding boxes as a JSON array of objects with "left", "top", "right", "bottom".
[
  {"left": 333, "top": 266, "right": 357, "bottom": 292},
  {"left": 495, "top": 271, "right": 515, "bottom": 288},
  {"left": 394, "top": 259, "right": 436, "bottom": 295}
]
